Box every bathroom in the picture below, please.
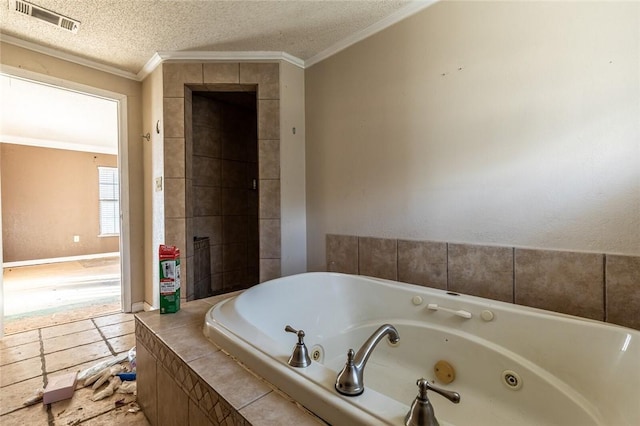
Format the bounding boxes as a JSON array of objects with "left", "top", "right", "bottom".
[{"left": 1, "top": 0, "right": 639, "bottom": 424}]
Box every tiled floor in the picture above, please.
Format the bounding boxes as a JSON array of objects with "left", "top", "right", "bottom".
[{"left": 0, "top": 312, "right": 149, "bottom": 425}]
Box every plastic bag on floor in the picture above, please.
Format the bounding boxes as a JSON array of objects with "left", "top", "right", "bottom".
[
  {"left": 77, "top": 352, "right": 128, "bottom": 382},
  {"left": 128, "top": 346, "right": 136, "bottom": 371}
]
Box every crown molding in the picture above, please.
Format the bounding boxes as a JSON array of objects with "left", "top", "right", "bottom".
[
  {"left": 305, "top": 0, "right": 438, "bottom": 68},
  {"left": 136, "top": 50, "right": 305, "bottom": 80},
  {"left": 0, "top": 33, "right": 140, "bottom": 81}
]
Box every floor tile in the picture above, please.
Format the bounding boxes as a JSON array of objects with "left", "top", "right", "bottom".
[
  {"left": 0, "top": 330, "right": 40, "bottom": 349},
  {"left": 45, "top": 341, "right": 112, "bottom": 374},
  {"left": 0, "top": 356, "right": 43, "bottom": 387},
  {"left": 1, "top": 341, "right": 41, "bottom": 366},
  {"left": 108, "top": 333, "right": 136, "bottom": 354},
  {"left": 81, "top": 405, "right": 150, "bottom": 425},
  {"left": 43, "top": 328, "right": 103, "bottom": 354},
  {"left": 0, "top": 375, "right": 45, "bottom": 416},
  {"left": 93, "top": 313, "right": 134, "bottom": 328},
  {"left": 41, "top": 320, "right": 95, "bottom": 340},
  {"left": 0, "top": 402, "right": 49, "bottom": 426},
  {"left": 99, "top": 321, "right": 135, "bottom": 339}
]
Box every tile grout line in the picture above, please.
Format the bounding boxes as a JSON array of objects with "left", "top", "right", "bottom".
[
  {"left": 39, "top": 328, "right": 55, "bottom": 426},
  {"left": 91, "top": 318, "right": 117, "bottom": 357}
]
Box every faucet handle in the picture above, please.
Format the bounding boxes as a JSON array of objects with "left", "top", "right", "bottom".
[
  {"left": 285, "top": 325, "right": 305, "bottom": 343},
  {"left": 405, "top": 379, "right": 460, "bottom": 426},
  {"left": 417, "top": 378, "right": 460, "bottom": 404},
  {"left": 284, "top": 325, "right": 311, "bottom": 368}
]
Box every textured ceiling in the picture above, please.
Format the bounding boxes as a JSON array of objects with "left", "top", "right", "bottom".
[{"left": 0, "top": 0, "right": 415, "bottom": 75}]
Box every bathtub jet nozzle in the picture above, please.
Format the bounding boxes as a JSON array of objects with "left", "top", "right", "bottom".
[
  {"left": 335, "top": 324, "right": 400, "bottom": 396},
  {"left": 285, "top": 325, "right": 312, "bottom": 368}
]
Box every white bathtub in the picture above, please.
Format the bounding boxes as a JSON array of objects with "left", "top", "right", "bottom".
[{"left": 204, "top": 272, "right": 640, "bottom": 425}]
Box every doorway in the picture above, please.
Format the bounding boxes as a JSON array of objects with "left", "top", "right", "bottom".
[
  {"left": 189, "top": 90, "right": 259, "bottom": 299},
  {"left": 0, "top": 70, "right": 131, "bottom": 336}
]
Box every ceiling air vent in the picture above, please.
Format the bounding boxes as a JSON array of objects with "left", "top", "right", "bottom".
[{"left": 10, "top": 0, "right": 80, "bottom": 34}]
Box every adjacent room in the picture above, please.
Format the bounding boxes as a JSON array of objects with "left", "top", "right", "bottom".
[{"left": 1, "top": 75, "right": 123, "bottom": 334}]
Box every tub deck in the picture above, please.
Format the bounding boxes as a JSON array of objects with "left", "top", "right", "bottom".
[{"left": 135, "top": 294, "right": 325, "bottom": 426}]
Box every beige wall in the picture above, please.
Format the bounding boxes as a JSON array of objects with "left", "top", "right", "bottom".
[
  {"left": 305, "top": 1, "right": 640, "bottom": 270},
  {"left": 1, "top": 144, "right": 119, "bottom": 261},
  {"left": 280, "top": 61, "right": 307, "bottom": 276},
  {"left": 0, "top": 41, "right": 145, "bottom": 305},
  {"left": 142, "top": 66, "right": 164, "bottom": 308}
]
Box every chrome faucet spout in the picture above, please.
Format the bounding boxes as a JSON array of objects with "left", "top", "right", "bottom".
[{"left": 335, "top": 324, "right": 400, "bottom": 396}]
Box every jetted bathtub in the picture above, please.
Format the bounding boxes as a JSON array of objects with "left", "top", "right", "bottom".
[{"left": 204, "top": 272, "right": 640, "bottom": 425}]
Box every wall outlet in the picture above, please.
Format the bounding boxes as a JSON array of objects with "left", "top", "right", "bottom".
[
  {"left": 155, "top": 177, "right": 163, "bottom": 192},
  {"left": 73, "top": 235, "right": 80, "bottom": 243}
]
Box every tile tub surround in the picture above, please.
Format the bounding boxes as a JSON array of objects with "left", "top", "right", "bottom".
[
  {"left": 135, "top": 295, "right": 324, "bottom": 426},
  {"left": 326, "top": 234, "right": 640, "bottom": 330},
  {"left": 162, "top": 62, "right": 282, "bottom": 303}
]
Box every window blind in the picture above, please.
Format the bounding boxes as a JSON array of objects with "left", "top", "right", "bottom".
[{"left": 98, "top": 166, "right": 120, "bottom": 235}]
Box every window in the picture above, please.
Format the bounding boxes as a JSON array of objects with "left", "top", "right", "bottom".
[{"left": 98, "top": 166, "right": 119, "bottom": 235}]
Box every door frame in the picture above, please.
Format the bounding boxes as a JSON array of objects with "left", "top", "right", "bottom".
[{"left": 0, "top": 66, "right": 132, "bottom": 335}]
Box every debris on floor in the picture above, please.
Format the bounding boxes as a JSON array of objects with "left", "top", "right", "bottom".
[
  {"left": 23, "top": 388, "right": 45, "bottom": 406},
  {"left": 43, "top": 371, "right": 78, "bottom": 404}
]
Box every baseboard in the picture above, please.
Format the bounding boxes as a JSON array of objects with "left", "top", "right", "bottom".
[
  {"left": 143, "top": 302, "right": 156, "bottom": 312},
  {"left": 131, "top": 302, "right": 146, "bottom": 313}
]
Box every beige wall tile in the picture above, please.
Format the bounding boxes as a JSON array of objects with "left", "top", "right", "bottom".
[
  {"left": 223, "top": 215, "right": 248, "bottom": 244},
  {"left": 165, "top": 218, "right": 186, "bottom": 251},
  {"left": 164, "top": 178, "right": 186, "bottom": 218},
  {"left": 259, "top": 139, "right": 280, "bottom": 179},
  {"left": 163, "top": 63, "right": 203, "bottom": 97},
  {"left": 259, "top": 219, "right": 281, "bottom": 259},
  {"left": 188, "top": 398, "right": 211, "bottom": 426},
  {"left": 258, "top": 100, "right": 280, "bottom": 139},
  {"left": 185, "top": 180, "right": 193, "bottom": 219},
  {"left": 157, "top": 365, "right": 189, "bottom": 426},
  {"left": 223, "top": 242, "right": 247, "bottom": 271},
  {"left": 240, "top": 63, "right": 279, "bottom": 99},
  {"left": 259, "top": 179, "right": 281, "bottom": 219},
  {"left": 203, "top": 63, "right": 240, "bottom": 84},
  {"left": 193, "top": 186, "right": 221, "bottom": 217},
  {"left": 164, "top": 138, "right": 185, "bottom": 178},
  {"left": 221, "top": 188, "right": 247, "bottom": 216},
  {"left": 606, "top": 255, "right": 640, "bottom": 330},
  {"left": 326, "top": 234, "right": 358, "bottom": 274},
  {"left": 192, "top": 156, "right": 221, "bottom": 186},
  {"left": 183, "top": 255, "right": 194, "bottom": 300},
  {"left": 515, "top": 249, "right": 604, "bottom": 320},
  {"left": 397, "top": 240, "right": 447, "bottom": 290},
  {"left": 448, "top": 244, "right": 513, "bottom": 302},
  {"left": 163, "top": 97, "right": 185, "bottom": 138},
  {"left": 194, "top": 216, "right": 222, "bottom": 245},
  {"left": 260, "top": 258, "right": 281, "bottom": 282},
  {"left": 359, "top": 237, "right": 397, "bottom": 280}
]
